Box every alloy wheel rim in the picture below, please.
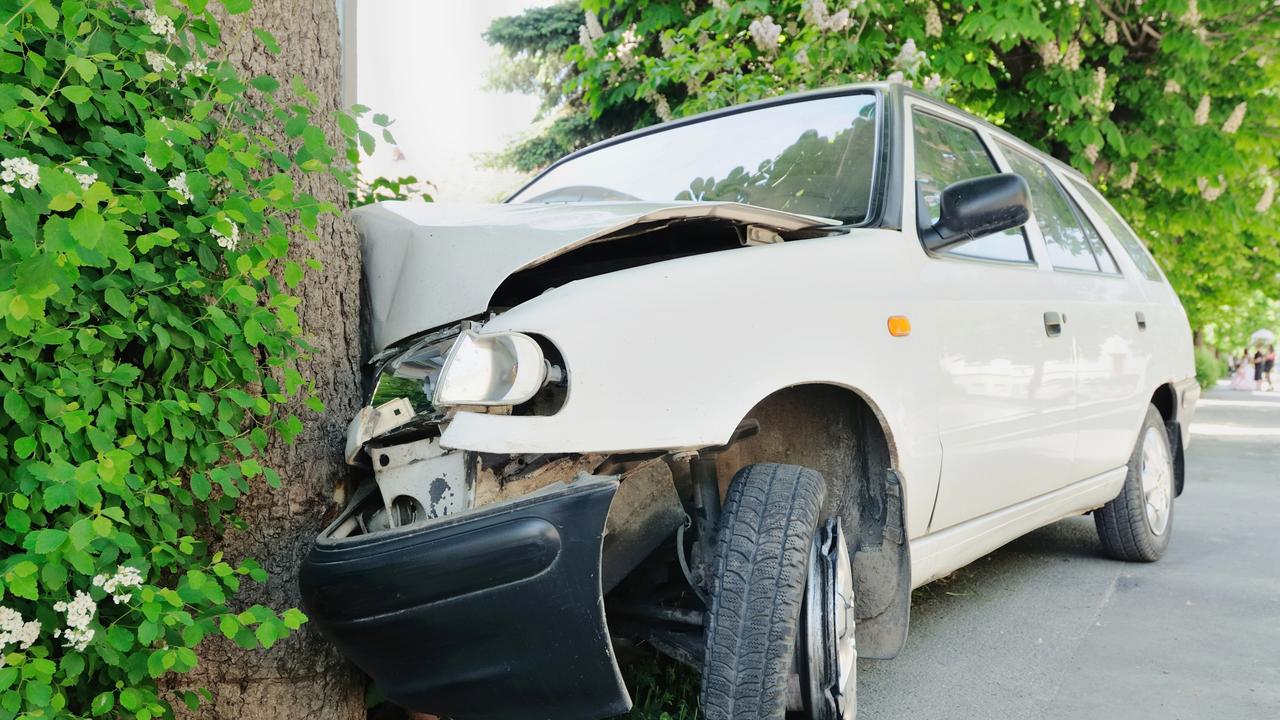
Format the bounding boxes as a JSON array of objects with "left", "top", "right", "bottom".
[{"left": 1139, "top": 426, "right": 1173, "bottom": 536}]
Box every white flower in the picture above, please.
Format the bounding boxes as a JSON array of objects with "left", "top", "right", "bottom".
[
  {"left": 579, "top": 26, "right": 597, "bottom": 58},
  {"left": 653, "top": 94, "right": 673, "bottom": 122},
  {"left": 168, "top": 171, "right": 192, "bottom": 204},
  {"left": 616, "top": 25, "right": 641, "bottom": 66},
  {"left": 894, "top": 38, "right": 927, "bottom": 74},
  {"left": 804, "top": 0, "right": 852, "bottom": 32},
  {"left": 141, "top": 8, "right": 176, "bottom": 40},
  {"left": 711, "top": 0, "right": 729, "bottom": 10},
  {"left": 1194, "top": 94, "right": 1210, "bottom": 125},
  {"left": 142, "top": 155, "right": 156, "bottom": 172},
  {"left": 1163, "top": 79, "right": 1181, "bottom": 94},
  {"left": 179, "top": 59, "right": 208, "bottom": 81},
  {"left": 1182, "top": 0, "right": 1201, "bottom": 26},
  {"left": 748, "top": 15, "right": 782, "bottom": 54},
  {"left": 1256, "top": 180, "right": 1275, "bottom": 214},
  {"left": 1197, "top": 175, "right": 1225, "bottom": 201},
  {"left": 145, "top": 51, "right": 175, "bottom": 74},
  {"left": 887, "top": 70, "right": 907, "bottom": 84},
  {"left": 1221, "top": 102, "right": 1246, "bottom": 134},
  {"left": 1118, "top": 162, "right": 1139, "bottom": 190},
  {"left": 74, "top": 170, "right": 97, "bottom": 189},
  {"left": 925, "top": 3, "right": 943, "bottom": 38},
  {"left": 1040, "top": 41, "right": 1061, "bottom": 66},
  {"left": 1103, "top": 20, "right": 1118, "bottom": 44},
  {"left": 0, "top": 606, "right": 41, "bottom": 651},
  {"left": 1062, "top": 39, "right": 1082, "bottom": 71},
  {"left": 1089, "top": 66, "right": 1107, "bottom": 108},
  {"left": 55, "top": 590, "right": 96, "bottom": 652},
  {"left": 660, "top": 34, "right": 675, "bottom": 57},
  {"left": 1083, "top": 144, "right": 1100, "bottom": 163},
  {"left": 795, "top": 47, "right": 810, "bottom": 65},
  {"left": 100, "top": 565, "right": 143, "bottom": 601},
  {"left": 213, "top": 220, "right": 240, "bottom": 250},
  {"left": 1, "top": 156, "right": 40, "bottom": 192},
  {"left": 583, "top": 10, "right": 604, "bottom": 40},
  {"left": 923, "top": 73, "right": 943, "bottom": 93}
]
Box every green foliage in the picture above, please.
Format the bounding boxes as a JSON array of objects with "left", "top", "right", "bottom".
[
  {"left": 1194, "top": 346, "right": 1225, "bottom": 389},
  {"left": 343, "top": 104, "right": 432, "bottom": 207},
  {"left": 498, "top": 0, "right": 1280, "bottom": 331},
  {"left": 612, "top": 653, "right": 700, "bottom": 720},
  {"left": 483, "top": 1, "right": 582, "bottom": 119},
  {"left": 0, "top": 0, "right": 360, "bottom": 716},
  {"left": 1200, "top": 289, "right": 1280, "bottom": 354}
]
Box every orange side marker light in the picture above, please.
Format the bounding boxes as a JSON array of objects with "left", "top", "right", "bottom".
[{"left": 887, "top": 315, "right": 911, "bottom": 337}]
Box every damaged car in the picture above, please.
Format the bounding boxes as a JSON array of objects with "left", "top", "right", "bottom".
[{"left": 298, "top": 83, "right": 1198, "bottom": 720}]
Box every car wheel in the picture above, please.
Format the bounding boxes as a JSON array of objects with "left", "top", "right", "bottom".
[
  {"left": 701, "top": 463, "right": 858, "bottom": 720},
  {"left": 1095, "top": 405, "right": 1175, "bottom": 562}
]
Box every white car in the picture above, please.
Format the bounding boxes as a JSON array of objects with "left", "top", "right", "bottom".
[{"left": 299, "top": 83, "right": 1198, "bottom": 720}]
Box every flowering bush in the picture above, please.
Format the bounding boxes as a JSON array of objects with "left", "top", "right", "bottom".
[{"left": 0, "top": 0, "right": 359, "bottom": 716}]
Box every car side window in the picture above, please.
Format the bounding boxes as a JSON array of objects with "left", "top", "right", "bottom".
[
  {"left": 1067, "top": 176, "right": 1165, "bottom": 282},
  {"left": 1072, "top": 196, "right": 1120, "bottom": 274},
  {"left": 912, "top": 111, "right": 1031, "bottom": 263},
  {"left": 998, "top": 142, "right": 1102, "bottom": 272}
]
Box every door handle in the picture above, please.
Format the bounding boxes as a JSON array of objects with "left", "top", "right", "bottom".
[
  {"left": 1136, "top": 311, "right": 1147, "bottom": 331},
  {"left": 1044, "top": 311, "right": 1063, "bottom": 337}
]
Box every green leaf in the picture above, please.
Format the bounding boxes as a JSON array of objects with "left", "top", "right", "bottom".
[
  {"left": 60, "top": 85, "right": 93, "bottom": 103},
  {"left": 221, "top": 0, "right": 252, "bottom": 14},
  {"left": 253, "top": 28, "right": 281, "bottom": 54},
  {"left": 13, "top": 436, "right": 36, "bottom": 459},
  {"left": 250, "top": 75, "right": 279, "bottom": 93},
  {"left": 91, "top": 691, "right": 114, "bottom": 716},
  {"left": 30, "top": 528, "right": 68, "bottom": 553}
]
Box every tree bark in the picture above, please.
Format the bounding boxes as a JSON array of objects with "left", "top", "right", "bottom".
[{"left": 176, "top": 2, "right": 366, "bottom": 719}]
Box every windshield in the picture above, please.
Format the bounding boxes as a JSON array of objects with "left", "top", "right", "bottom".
[{"left": 510, "top": 93, "right": 880, "bottom": 224}]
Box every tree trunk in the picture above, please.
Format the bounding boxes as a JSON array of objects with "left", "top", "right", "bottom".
[{"left": 177, "top": 2, "right": 366, "bottom": 719}]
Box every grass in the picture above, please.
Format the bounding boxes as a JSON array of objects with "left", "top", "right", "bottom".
[{"left": 613, "top": 651, "right": 702, "bottom": 720}]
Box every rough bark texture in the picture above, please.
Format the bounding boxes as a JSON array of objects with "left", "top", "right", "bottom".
[{"left": 176, "top": 2, "right": 366, "bottom": 719}]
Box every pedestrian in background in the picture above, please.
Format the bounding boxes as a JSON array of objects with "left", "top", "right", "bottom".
[{"left": 1265, "top": 345, "right": 1277, "bottom": 391}]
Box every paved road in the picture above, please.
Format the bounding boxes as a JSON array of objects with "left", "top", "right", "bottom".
[{"left": 858, "top": 386, "right": 1280, "bottom": 719}]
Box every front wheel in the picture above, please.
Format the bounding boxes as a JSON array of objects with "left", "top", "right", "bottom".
[
  {"left": 1095, "top": 405, "right": 1175, "bottom": 562},
  {"left": 700, "top": 463, "right": 857, "bottom": 720}
]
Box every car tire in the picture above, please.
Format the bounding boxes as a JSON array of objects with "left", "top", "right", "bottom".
[
  {"left": 701, "top": 463, "right": 827, "bottom": 720},
  {"left": 1095, "top": 405, "right": 1175, "bottom": 562}
]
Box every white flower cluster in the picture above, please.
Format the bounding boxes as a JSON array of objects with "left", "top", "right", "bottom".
[
  {"left": 1103, "top": 21, "right": 1118, "bottom": 44},
  {"left": 1182, "top": 0, "right": 1201, "bottom": 26},
  {"left": 1, "top": 156, "right": 39, "bottom": 194},
  {"left": 1194, "top": 94, "right": 1211, "bottom": 125},
  {"left": 1118, "top": 162, "right": 1139, "bottom": 190},
  {"left": 141, "top": 8, "right": 176, "bottom": 40},
  {"left": 75, "top": 170, "right": 97, "bottom": 189},
  {"left": 923, "top": 73, "right": 943, "bottom": 93},
  {"left": 584, "top": 10, "right": 604, "bottom": 40},
  {"left": 1221, "top": 102, "right": 1246, "bottom": 134},
  {"left": 1040, "top": 41, "right": 1061, "bottom": 66},
  {"left": 1197, "top": 175, "right": 1225, "bottom": 202},
  {"left": 180, "top": 59, "right": 209, "bottom": 81},
  {"left": 92, "top": 565, "right": 144, "bottom": 604},
  {"left": 804, "top": 0, "right": 852, "bottom": 33},
  {"left": 0, "top": 606, "right": 41, "bottom": 663},
  {"left": 579, "top": 26, "right": 597, "bottom": 57},
  {"left": 53, "top": 591, "right": 95, "bottom": 652},
  {"left": 925, "top": 3, "right": 943, "bottom": 38},
  {"left": 660, "top": 34, "right": 675, "bottom": 57},
  {"left": 1083, "top": 144, "right": 1099, "bottom": 163},
  {"left": 1163, "top": 78, "right": 1181, "bottom": 94},
  {"left": 894, "top": 38, "right": 927, "bottom": 75},
  {"left": 615, "top": 25, "right": 641, "bottom": 67},
  {"left": 749, "top": 15, "right": 782, "bottom": 54},
  {"left": 142, "top": 155, "right": 156, "bottom": 172},
  {"left": 1061, "top": 39, "right": 1082, "bottom": 71},
  {"left": 1256, "top": 179, "right": 1275, "bottom": 214},
  {"left": 795, "top": 47, "right": 811, "bottom": 65},
  {"left": 145, "top": 50, "right": 175, "bottom": 74},
  {"left": 168, "top": 171, "right": 192, "bottom": 204},
  {"left": 213, "top": 220, "right": 240, "bottom": 250},
  {"left": 1087, "top": 66, "right": 1108, "bottom": 109},
  {"left": 711, "top": 0, "right": 730, "bottom": 10}
]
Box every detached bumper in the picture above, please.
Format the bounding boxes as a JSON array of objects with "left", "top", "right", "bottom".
[{"left": 299, "top": 477, "right": 630, "bottom": 720}]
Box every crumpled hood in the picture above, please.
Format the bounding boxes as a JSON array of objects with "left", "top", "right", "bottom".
[{"left": 353, "top": 200, "right": 837, "bottom": 352}]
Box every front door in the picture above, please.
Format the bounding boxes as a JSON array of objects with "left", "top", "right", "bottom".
[{"left": 909, "top": 106, "right": 1079, "bottom": 532}]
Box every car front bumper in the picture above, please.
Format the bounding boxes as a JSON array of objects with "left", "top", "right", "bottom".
[{"left": 299, "top": 476, "right": 630, "bottom": 720}]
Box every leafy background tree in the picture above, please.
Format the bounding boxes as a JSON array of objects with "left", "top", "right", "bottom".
[{"left": 487, "top": 0, "right": 1280, "bottom": 348}]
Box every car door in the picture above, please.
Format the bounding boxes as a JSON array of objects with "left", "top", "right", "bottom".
[
  {"left": 993, "top": 142, "right": 1150, "bottom": 480},
  {"left": 908, "top": 105, "right": 1080, "bottom": 533}
]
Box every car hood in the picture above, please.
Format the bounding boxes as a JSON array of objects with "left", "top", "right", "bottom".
[{"left": 353, "top": 200, "right": 839, "bottom": 352}]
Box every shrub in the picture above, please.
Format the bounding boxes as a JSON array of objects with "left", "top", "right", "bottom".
[
  {"left": 1194, "top": 346, "right": 1224, "bottom": 389},
  {"left": 0, "top": 0, "right": 357, "bottom": 716}
]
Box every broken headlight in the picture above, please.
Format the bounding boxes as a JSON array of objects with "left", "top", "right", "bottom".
[
  {"left": 368, "top": 325, "right": 463, "bottom": 427},
  {"left": 433, "top": 329, "right": 548, "bottom": 407}
]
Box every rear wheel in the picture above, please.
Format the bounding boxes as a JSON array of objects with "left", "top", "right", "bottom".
[
  {"left": 700, "top": 463, "right": 857, "bottom": 720},
  {"left": 1095, "top": 405, "right": 1175, "bottom": 562}
]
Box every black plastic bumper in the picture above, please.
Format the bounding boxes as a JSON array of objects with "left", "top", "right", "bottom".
[{"left": 299, "top": 477, "right": 630, "bottom": 720}]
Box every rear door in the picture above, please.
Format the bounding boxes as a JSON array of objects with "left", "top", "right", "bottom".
[
  {"left": 909, "top": 104, "right": 1079, "bottom": 532},
  {"left": 992, "top": 142, "right": 1150, "bottom": 479}
]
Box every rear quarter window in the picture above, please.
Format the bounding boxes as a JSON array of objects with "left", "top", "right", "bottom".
[{"left": 1066, "top": 177, "right": 1165, "bottom": 282}]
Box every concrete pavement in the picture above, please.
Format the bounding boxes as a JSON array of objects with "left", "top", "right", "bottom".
[{"left": 858, "top": 386, "right": 1280, "bottom": 719}]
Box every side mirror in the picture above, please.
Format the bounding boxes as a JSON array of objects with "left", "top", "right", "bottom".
[{"left": 919, "top": 173, "right": 1031, "bottom": 252}]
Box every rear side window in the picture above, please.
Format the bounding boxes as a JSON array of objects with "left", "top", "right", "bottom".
[
  {"left": 999, "top": 143, "right": 1108, "bottom": 273},
  {"left": 1067, "top": 177, "right": 1165, "bottom": 282},
  {"left": 912, "top": 111, "right": 1031, "bottom": 263}
]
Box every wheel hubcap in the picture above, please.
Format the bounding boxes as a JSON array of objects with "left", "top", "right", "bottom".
[
  {"left": 794, "top": 518, "right": 856, "bottom": 719},
  {"left": 1139, "top": 427, "right": 1173, "bottom": 536}
]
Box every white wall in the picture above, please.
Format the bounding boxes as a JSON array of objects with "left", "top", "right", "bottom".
[{"left": 355, "top": 0, "right": 556, "bottom": 202}]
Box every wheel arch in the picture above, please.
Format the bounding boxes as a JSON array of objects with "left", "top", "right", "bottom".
[
  {"left": 1149, "top": 381, "right": 1186, "bottom": 497},
  {"left": 711, "top": 382, "right": 911, "bottom": 659}
]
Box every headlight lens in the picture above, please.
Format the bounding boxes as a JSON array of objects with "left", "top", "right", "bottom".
[
  {"left": 369, "top": 325, "right": 462, "bottom": 425},
  {"left": 433, "top": 329, "right": 548, "bottom": 406}
]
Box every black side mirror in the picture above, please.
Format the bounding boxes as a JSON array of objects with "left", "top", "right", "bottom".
[{"left": 919, "top": 173, "right": 1031, "bottom": 252}]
